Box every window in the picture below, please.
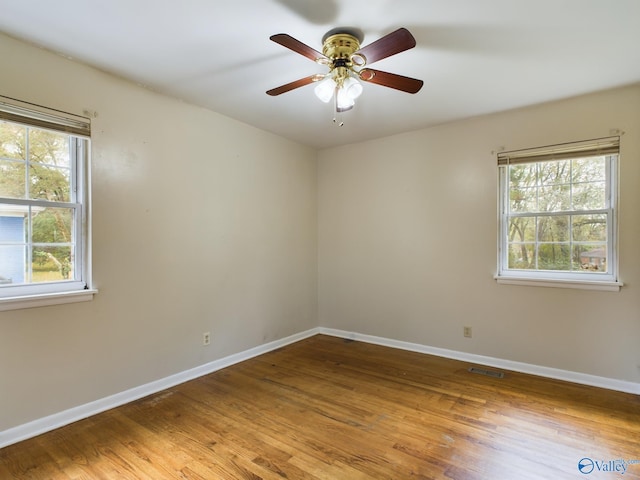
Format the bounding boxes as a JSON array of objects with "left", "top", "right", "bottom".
[
  {"left": 0, "top": 96, "right": 95, "bottom": 309},
  {"left": 496, "top": 137, "right": 621, "bottom": 291}
]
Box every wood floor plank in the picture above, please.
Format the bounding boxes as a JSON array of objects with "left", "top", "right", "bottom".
[{"left": 1, "top": 334, "right": 639, "bottom": 479}]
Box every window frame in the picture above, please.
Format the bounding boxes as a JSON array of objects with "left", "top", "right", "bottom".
[
  {"left": 0, "top": 96, "right": 96, "bottom": 310},
  {"left": 495, "top": 137, "right": 622, "bottom": 292}
]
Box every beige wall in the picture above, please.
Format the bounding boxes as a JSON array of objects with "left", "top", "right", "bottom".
[
  {"left": 0, "top": 33, "right": 318, "bottom": 430},
  {"left": 318, "top": 84, "right": 640, "bottom": 385},
  {"left": 2, "top": 29, "right": 639, "bottom": 435}
]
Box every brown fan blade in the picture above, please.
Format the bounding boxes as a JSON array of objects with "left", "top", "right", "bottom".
[
  {"left": 355, "top": 28, "right": 416, "bottom": 65},
  {"left": 266, "top": 75, "right": 321, "bottom": 96},
  {"left": 359, "top": 69, "right": 423, "bottom": 94},
  {"left": 270, "top": 34, "right": 327, "bottom": 62}
]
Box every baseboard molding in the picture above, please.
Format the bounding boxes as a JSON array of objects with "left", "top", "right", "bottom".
[
  {"left": 0, "top": 328, "right": 321, "bottom": 449},
  {"left": 3, "top": 326, "right": 638, "bottom": 449},
  {"left": 319, "top": 327, "right": 640, "bottom": 395}
]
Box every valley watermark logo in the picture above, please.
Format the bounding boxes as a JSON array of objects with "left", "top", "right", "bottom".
[{"left": 578, "top": 457, "right": 640, "bottom": 475}]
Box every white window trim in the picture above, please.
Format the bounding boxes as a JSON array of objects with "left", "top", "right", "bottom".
[
  {"left": 494, "top": 275, "right": 622, "bottom": 292},
  {"left": 0, "top": 288, "right": 98, "bottom": 311},
  {"left": 495, "top": 136, "right": 622, "bottom": 292},
  {"left": 0, "top": 95, "right": 97, "bottom": 309}
]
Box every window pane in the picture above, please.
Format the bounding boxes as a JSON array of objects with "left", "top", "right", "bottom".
[
  {"left": 29, "top": 206, "right": 75, "bottom": 283},
  {"left": 0, "top": 205, "right": 28, "bottom": 285},
  {"left": 510, "top": 186, "right": 537, "bottom": 213},
  {"left": 509, "top": 217, "right": 536, "bottom": 242},
  {"left": 0, "top": 120, "right": 27, "bottom": 199},
  {"left": 572, "top": 214, "right": 606, "bottom": 242},
  {"left": 574, "top": 243, "right": 607, "bottom": 272},
  {"left": 32, "top": 207, "right": 74, "bottom": 244},
  {"left": 0, "top": 206, "right": 28, "bottom": 285},
  {"left": 539, "top": 185, "right": 570, "bottom": 211},
  {"left": 30, "top": 163, "right": 72, "bottom": 202},
  {"left": 572, "top": 157, "right": 605, "bottom": 183},
  {"left": 27, "top": 129, "right": 73, "bottom": 202},
  {"left": 538, "top": 243, "right": 570, "bottom": 270},
  {"left": 508, "top": 243, "right": 535, "bottom": 269},
  {"left": 509, "top": 164, "right": 538, "bottom": 188},
  {"left": 0, "top": 121, "right": 26, "bottom": 160},
  {"left": 0, "top": 159, "right": 26, "bottom": 198},
  {"left": 0, "top": 245, "right": 26, "bottom": 285},
  {"left": 28, "top": 129, "right": 70, "bottom": 168},
  {"left": 32, "top": 245, "right": 72, "bottom": 283},
  {"left": 572, "top": 181, "right": 605, "bottom": 210},
  {"left": 538, "top": 216, "right": 569, "bottom": 242},
  {"left": 539, "top": 160, "right": 571, "bottom": 186}
]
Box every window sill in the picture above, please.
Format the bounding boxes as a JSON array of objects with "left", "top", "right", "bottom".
[
  {"left": 494, "top": 276, "right": 621, "bottom": 292},
  {"left": 0, "top": 288, "right": 98, "bottom": 311}
]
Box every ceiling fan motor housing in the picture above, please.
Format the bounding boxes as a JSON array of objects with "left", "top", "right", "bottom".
[
  {"left": 322, "top": 33, "right": 362, "bottom": 87},
  {"left": 322, "top": 33, "right": 360, "bottom": 59}
]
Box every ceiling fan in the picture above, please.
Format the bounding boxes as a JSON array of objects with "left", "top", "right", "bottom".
[{"left": 266, "top": 27, "right": 423, "bottom": 124}]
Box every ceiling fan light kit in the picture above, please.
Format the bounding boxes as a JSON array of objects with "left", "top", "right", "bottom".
[{"left": 267, "top": 27, "right": 424, "bottom": 126}]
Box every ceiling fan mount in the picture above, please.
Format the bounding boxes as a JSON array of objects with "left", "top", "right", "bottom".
[
  {"left": 322, "top": 27, "right": 364, "bottom": 44},
  {"left": 321, "top": 32, "right": 361, "bottom": 64},
  {"left": 267, "top": 27, "right": 423, "bottom": 123}
]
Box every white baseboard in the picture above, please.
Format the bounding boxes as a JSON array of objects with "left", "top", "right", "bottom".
[
  {"left": 319, "top": 327, "right": 640, "bottom": 395},
  {"left": 0, "top": 328, "right": 321, "bottom": 449},
  {"left": 3, "top": 326, "right": 637, "bottom": 449}
]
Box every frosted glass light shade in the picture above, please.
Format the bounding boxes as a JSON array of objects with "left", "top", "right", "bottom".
[
  {"left": 336, "top": 87, "right": 355, "bottom": 109},
  {"left": 343, "top": 77, "right": 363, "bottom": 100},
  {"left": 314, "top": 77, "right": 336, "bottom": 103}
]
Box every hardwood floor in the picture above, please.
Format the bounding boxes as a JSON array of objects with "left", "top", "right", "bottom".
[{"left": 1, "top": 334, "right": 639, "bottom": 479}]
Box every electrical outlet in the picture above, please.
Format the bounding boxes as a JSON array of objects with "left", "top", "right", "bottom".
[
  {"left": 203, "top": 332, "right": 211, "bottom": 346},
  {"left": 464, "top": 326, "right": 472, "bottom": 338}
]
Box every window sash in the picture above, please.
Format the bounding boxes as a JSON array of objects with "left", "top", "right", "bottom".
[
  {"left": 503, "top": 210, "right": 613, "bottom": 274},
  {"left": 0, "top": 202, "right": 85, "bottom": 296},
  {"left": 1, "top": 200, "right": 83, "bottom": 285}
]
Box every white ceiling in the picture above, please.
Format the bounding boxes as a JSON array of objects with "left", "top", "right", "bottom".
[{"left": 1, "top": 0, "right": 639, "bottom": 149}]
